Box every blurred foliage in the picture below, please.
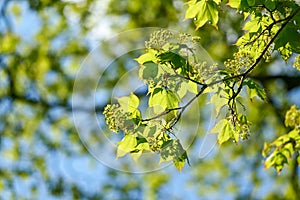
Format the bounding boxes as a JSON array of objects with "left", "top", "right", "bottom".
[{"left": 0, "top": 0, "right": 299, "bottom": 200}]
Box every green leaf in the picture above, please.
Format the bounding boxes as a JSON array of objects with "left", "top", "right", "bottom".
[
  {"left": 136, "top": 141, "right": 151, "bottom": 151},
  {"left": 265, "top": 0, "right": 276, "bottom": 10},
  {"left": 227, "top": 0, "right": 241, "bottom": 9},
  {"left": 118, "top": 93, "right": 139, "bottom": 110},
  {"left": 277, "top": 43, "right": 293, "bottom": 61},
  {"left": 160, "top": 139, "right": 187, "bottom": 171},
  {"left": 185, "top": 0, "right": 199, "bottom": 19},
  {"left": 237, "top": 114, "right": 248, "bottom": 125},
  {"left": 262, "top": 124, "right": 300, "bottom": 173},
  {"left": 227, "top": 0, "right": 253, "bottom": 10},
  {"left": 288, "top": 129, "right": 300, "bottom": 140},
  {"left": 275, "top": 12, "right": 300, "bottom": 55},
  {"left": 264, "top": 153, "right": 276, "bottom": 169},
  {"left": 211, "top": 119, "right": 237, "bottom": 144},
  {"left": 173, "top": 154, "right": 187, "bottom": 172},
  {"left": 176, "top": 81, "right": 198, "bottom": 98},
  {"left": 219, "top": 120, "right": 236, "bottom": 145},
  {"left": 135, "top": 49, "right": 157, "bottom": 64},
  {"left": 117, "top": 134, "right": 137, "bottom": 158},
  {"left": 173, "top": 159, "right": 185, "bottom": 171},
  {"left": 149, "top": 88, "right": 179, "bottom": 111},
  {"left": 243, "top": 79, "right": 266, "bottom": 101},
  {"left": 130, "top": 141, "right": 151, "bottom": 162},
  {"left": 139, "top": 62, "right": 159, "bottom": 80},
  {"left": 247, "top": 0, "right": 255, "bottom": 6},
  {"left": 130, "top": 151, "right": 142, "bottom": 162},
  {"left": 160, "top": 140, "right": 175, "bottom": 162},
  {"left": 187, "top": 81, "right": 198, "bottom": 94},
  {"left": 158, "top": 51, "right": 187, "bottom": 71},
  {"left": 210, "top": 119, "right": 227, "bottom": 134},
  {"left": 213, "top": 0, "right": 221, "bottom": 4},
  {"left": 243, "top": 16, "right": 261, "bottom": 33},
  {"left": 185, "top": 0, "right": 219, "bottom": 29},
  {"left": 209, "top": 92, "right": 228, "bottom": 116},
  {"left": 117, "top": 93, "right": 139, "bottom": 113},
  {"left": 176, "top": 81, "right": 188, "bottom": 99}
]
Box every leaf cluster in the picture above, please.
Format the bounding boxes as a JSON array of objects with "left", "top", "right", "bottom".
[
  {"left": 263, "top": 105, "right": 300, "bottom": 173},
  {"left": 104, "top": 1, "right": 300, "bottom": 172}
]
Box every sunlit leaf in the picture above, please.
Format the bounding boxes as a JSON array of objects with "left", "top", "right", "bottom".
[
  {"left": 117, "top": 134, "right": 138, "bottom": 158},
  {"left": 149, "top": 88, "right": 179, "bottom": 111},
  {"left": 135, "top": 49, "right": 157, "bottom": 64},
  {"left": 117, "top": 93, "right": 140, "bottom": 113},
  {"left": 211, "top": 119, "right": 238, "bottom": 144},
  {"left": 243, "top": 79, "right": 266, "bottom": 101},
  {"left": 160, "top": 139, "right": 187, "bottom": 171},
  {"left": 139, "top": 62, "right": 159, "bottom": 80},
  {"left": 227, "top": 0, "right": 241, "bottom": 9},
  {"left": 209, "top": 92, "right": 228, "bottom": 116},
  {"left": 185, "top": 0, "right": 219, "bottom": 29}
]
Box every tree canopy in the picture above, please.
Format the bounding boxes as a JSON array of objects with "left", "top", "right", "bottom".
[{"left": 1, "top": 0, "right": 300, "bottom": 199}]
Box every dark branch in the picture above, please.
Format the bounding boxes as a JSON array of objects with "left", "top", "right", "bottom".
[
  {"left": 141, "top": 7, "right": 300, "bottom": 129},
  {"left": 252, "top": 75, "right": 300, "bottom": 91}
]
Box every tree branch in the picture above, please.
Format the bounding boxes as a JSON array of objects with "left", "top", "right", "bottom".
[
  {"left": 252, "top": 75, "right": 300, "bottom": 91},
  {"left": 140, "top": 7, "right": 300, "bottom": 129}
]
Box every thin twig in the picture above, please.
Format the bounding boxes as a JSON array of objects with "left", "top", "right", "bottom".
[
  {"left": 141, "top": 107, "right": 182, "bottom": 122},
  {"left": 142, "top": 6, "right": 300, "bottom": 129},
  {"left": 142, "top": 85, "right": 207, "bottom": 123}
]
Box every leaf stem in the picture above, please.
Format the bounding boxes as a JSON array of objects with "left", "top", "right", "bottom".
[{"left": 141, "top": 6, "right": 300, "bottom": 129}]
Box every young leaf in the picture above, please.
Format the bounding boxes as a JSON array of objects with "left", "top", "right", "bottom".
[
  {"left": 211, "top": 119, "right": 236, "bottom": 145},
  {"left": 185, "top": 0, "right": 199, "bottom": 19},
  {"left": 130, "top": 151, "right": 143, "bottom": 162},
  {"left": 209, "top": 92, "right": 228, "bottom": 116},
  {"left": 227, "top": 0, "right": 241, "bottom": 9},
  {"left": 219, "top": 120, "right": 235, "bottom": 145},
  {"left": 187, "top": 81, "right": 198, "bottom": 94},
  {"left": 262, "top": 127, "right": 300, "bottom": 173},
  {"left": 130, "top": 142, "right": 151, "bottom": 162},
  {"left": 160, "top": 139, "right": 187, "bottom": 171},
  {"left": 243, "top": 79, "right": 266, "bottom": 101},
  {"left": 117, "top": 93, "right": 139, "bottom": 113},
  {"left": 237, "top": 114, "right": 248, "bottom": 125},
  {"left": 185, "top": 0, "right": 219, "bottom": 29},
  {"left": 243, "top": 16, "right": 261, "bottom": 33},
  {"left": 274, "top": 12, "right": 300, "bottom": 56},
  {"left": 173, "top": 158, "right": 185, "bottom": 171},
  {"left": 173, "top": 152, "right": 188, "bottom": 172},
  {"left": 160, "top": 140, "right": 176, "bottom": 162},
  {"left": 176, "top": 81, "right": 198, "bottom": 99},
  {"left": 139, "top": 62, "right": 159, "bottom": 80},
  {"left": 135, "top": 49, "right": 157, "bottom": 64},
  {"left": 210, "top": 119, "right": 227, "bottom": 134},
  {"left": 117, "top": 134, "right": 138, "bottom": 158},
  {"left": 176, "top": 81, "right": 189, "bottom": 99},
  {"left": 158, "top": 51, "right": 186, "bottom": 70},
  {"left": 149, "top": 88, "right": 179, "bottom": 111}
]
